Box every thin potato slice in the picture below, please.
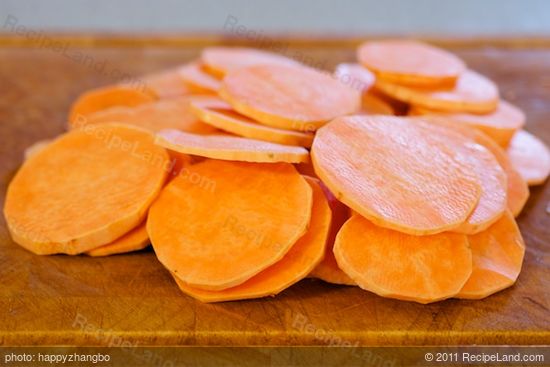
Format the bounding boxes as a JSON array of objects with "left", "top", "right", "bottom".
[
  {"left": 507, "top": 130, "right": 550, "bottom": 186},
  {"left": 147, "top": 160, "right": 313, "bottom": 290},
  {"left": 312, "top": 115, "right": 481, "bottom": 235},
  {"left": 179, "top": 62, "right": 221, "bottom": 93},
  {"left": 139, "top": 68, "right": 191, "bottom": 99},
  {"left": 457, "top": 211, "right": 525, "bottom": 299},
  {"left": 172, "top": 177, "right": 329, "bottom": 302},
  {"left": 334, "top": 215, "right": 472, "bottom": 304},
  {"left": 376, "top": 70, "right": 499, "bottom": 114},
  {"left": 219, "top": 64, "right": 361, "bottom": 132},
  {"left": 360, "top": 93, "right": 395, "bottom": 115},
  {"left": 357, "top": 40, "right": 466, "bottom": 87},
  {"left": 86, "top": 221, "right": 149, "bottom": 257},
  {"left": 156, "top": 129, "right": 310, "bottom": 163},
  {"left": 334, "top": 63, "right": 375, "bottom": 93},
  {"left": 24, "top": 139, "right": 51, "bottom": 160},
  {"left": 189, "top": 97, "right": 314, "bottom": 147},
  {"left": 4, "top": 124, "right": 170, "bottom": 255}
]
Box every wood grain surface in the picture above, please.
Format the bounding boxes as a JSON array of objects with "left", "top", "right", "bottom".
[{"left": 0, "top": 36, "right": 548, "bottom": 346}]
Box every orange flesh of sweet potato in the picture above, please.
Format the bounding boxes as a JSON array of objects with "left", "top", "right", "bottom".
[
  {"left": 334, "top": 215, "right": 472, "bottom": 303},
  {"left": 4, "top": 123, "right": 169, "bottom": 255},
  {"left": 155, "top": 129, "right": 310, "bottom": 163},
  {"left": 189, "top": 97, "right": 314, "bottom": 147},
  {"left": 171, "top": 176, "right": 330, "bottom": 302},
  {"left": 357, "top": 40, "right": 466, "bottom": 87},
  {"left": 457, "top": 211, "right": 525, "bottom": 299},
  {"left": 333, "top": 63, "right": 375, "bottom": 93},
  {"left": 139, "top": 68, "right": 191, "bottom": 99},
  {"left": 219, "top": 64, "right": 361, "bottom": 132},
  {"left": 312, "top": 115, "right": 481, "bottom": 235},
  {"left": 85, "top": 220, "right": 149, "bottom": 257},
  {"left": 147, "top": 160, "right": 312, "bottom": 291},
  {"left": 178, "top": 61, "right": 221, "bottom": 93},
  {"left": 507, "top": 129, "right": 550, "bottom": 186}
]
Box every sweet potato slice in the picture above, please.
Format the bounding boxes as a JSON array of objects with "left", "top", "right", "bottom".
[
  {"left": 171, "top": 176, "right": 329, "bottom": 302},
  {"left": 376, "top": 70, "right": 499, "bottom": 114},
  {"left": 178, "top": 62, "right": 221, "bottom": 93},
  {"left": 410, "top": 100, "right": 525, "bottom": 147},
  {"left": 457, "top": 211, "right": 525, "bottom": 299},
  {"left": 147, "top": 160, "right": 312, "bottom": 290},
  {"left": 85, "top": 221, "right": 149, "bottom": 257},
  {"left": 334, "top": 215, "right": 472, "bottom": 303},
  {"left": 156, "top": 129, "right": 310, "bottom": 163},
  {"left": 189, "top": 97, "right": 314, "bottom": 147},
  {"left": 140, "top": 68, "right": 191, "bottom": 99},
  {"left": 4, "top": 124, "right": 170, "bottom": 255},
  {"left": 334, "top": 63, "right": 375, "bottom": 93},
  {"left": 73, "top": 97, "right": 218, "bottom": 134},
  {"left": 357, "top": 40, "right": 466, "bottom": 87},
  {"left": 69, "top": 85, "right": 157, "bottom": 125},
  {"left": 360, "top": 93, "right": 395, "bottom": 115},
  {"left": 309, "top": 182, "right": 355, "bottom": 286},
  {"left": 219, "top": 64, "right": 361, "bottom": 132},
  {"left": 201, "top": 46, "right": 300, "bottom": 77},
  {"left": 507, "top": 130, "right": 550, "bottom": 186},
  {"left": 311, "top": 115, "right": 481, "bottom": 235},
  {"left": 24, "top": 139, "right": 51, "bottom": 160}
]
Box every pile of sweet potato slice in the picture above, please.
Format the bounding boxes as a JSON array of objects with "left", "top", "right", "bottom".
[{"left": 4, "top": 41, "right": 549, "bottom": 304}]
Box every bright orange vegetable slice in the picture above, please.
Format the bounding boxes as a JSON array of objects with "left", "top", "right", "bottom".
[
  {"left": 156, "top": 129, "right": 310, "bottom": 163},
  {"left": 189, "top": 97, "right": 314, "bottom": 147},
  {"left": 201, "top": 46, "right": 300, "bottom": 77},
  {"left": 334, "top": 63, "right": 375, "bottom": 93},
  {"left": 69, "top": 85, "right": 157, "bottom": 126},
  {"left": 23, "top": 139, "right": 51, "bottom": 160},
  {"left": 219, "top": 64, "right": 361, "bottom": 132},
  {"left": 360, "top": 93, "right": 395, "bottom": 115},
  {"left": 139, "top": 68, "right": 191, "bottom": 99},
  {"left": 4, "top": 123, "right": 170, "bottom": 255},
  {"left": 507, "top": 130, "right": 550, "bottom": 186},
  {"left": 178, "top": 62, "right": 221, "bottom": 93},
  {"left": 74, "top": 97, "right": 218, "bottom": 134},
  {"left": 334, "top": 215, "right": 472, "bottom": 303},
  {"left": 85, "top": 221, "right": 149, "bottom": 257},
  {"left": 410, "top": 100, "right": 525, "bottom": 147},
  {"left": 457, "top": 211, "right": 525, "bottom": 299},
  {"left": 147, "top": 161, "right": 312, "bottom": 290},
  {"left": 171, "top": 176, "right": 329, "bottom": 302},
  {"left": 357, "top": 40, "right": 466, "bottom": 87},
  {"left": 376, "top": 70, "right": 499, "bottom": 114},
  {"left": 312, "top": 115, "right": 481, "bottom": 235}
]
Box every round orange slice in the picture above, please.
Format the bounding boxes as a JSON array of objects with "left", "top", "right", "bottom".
[
  {"left": 376, "top": 69, "right": 499, "bottom": 114},
  {"left": 334, "top": 215, "right": 472, "bottom": 304},
  {"left": 139, "top": 68, "right": 191, "bottom": 99},
  {"left": 178, "top": 61, "right": 221, "bottom": 93},
  {"left": 334, "top": 63, "right": 375, "bottom": 93},
  {"left": 189, "top": 97, "right": 314, "bottom": 147},
  {"left": 85, "top": 221, "right": 149, "bottom": 257},
  {"left": 147, "top": 160, "right": 312, "bottom": 291},
  {"left": 4, "top": 123, "right": 170, "bottom": 255},
  {"left": 219, "top": 64, "right": 361, "bottom": 132},
  {"left": 171, "top": 176, "right": 330, "bottom": 302},
  {"left": 201, "top": 46, "right": 300, "bottom": 77},
  {"left": 357, "top": 40, "right": 466, "bottom": 87},
  {"left": 507, "top": 129, "right": 550, "bottom": 186},
  {"left": 311, "top": 115, "right": 481, "bottom": 235},
  {"left": 156, "top": 129, "right": 309, "bottom": 163},
  {"left": 457, "top": 211, "right": 525, "bottom": 299}
]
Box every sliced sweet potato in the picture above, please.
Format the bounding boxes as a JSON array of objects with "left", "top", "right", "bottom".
[
  {"left": 178, "top": 62, "right": 221, "bottom": 93},
  {"left": 309, "top": 182, "right": 355, "bottom": 286},
  {"left": 201, "top": 46, "right": 300, "bottom": 77},
  {"left": 24, "top": 139, "right": 51, "bottom": 160},
  {"left": 74, "top": 97, "right": 218, "bottom": 134},
  {"left": 219, "top": 64, "right": 361, "bottom": 132},
  {"left": 311, "top": 115, "right": 481, "bottom": 235},
  {"left": 457, "top": 211, "right": 525, "bottom": 299},
  {"left": 156, "top": 129, "right": 309, "bottom": 163},
  {"left": 357, "top": 40, "right": 466, "bottom": 87},
  {"left": 376, "top": 70, "right": 499, "bottom": 114},
  {"left": 333, "top": 63, "right": 375, "bottom": 93},
  {"left": 4, "top": 123, "right": 170, "bottom": 255},
  {"left": 410, "top": 100, "right": 526, "bottom": 147},
  {"left": 360, "top": 93, "right": 395, "bottom": 115},
  {"left": 69, "top": 85, "right": 157, "bottom": 125},
  {"left": 171, "top": 176, "right": 329, "bottom": 302},
  {"left": 85, "top": 220, "right": 149, "bottom": 257},
  {"left": 140, "top": 68, "right": 191, "bottom": 99},
  {"left": 334, "top": 215, "right": 472, "bottom": 303},
  {"left": 507, "top": 130, "right": 550, "bottom": 186},
  {"left": 147, "top": 160, "right": 312, "bottom": 290},
  {"left": 189, "top": 97, "right": 314, "bottom": 147}
]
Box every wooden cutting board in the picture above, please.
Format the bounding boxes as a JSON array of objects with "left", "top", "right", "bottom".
[{"left": 0, "top": 35, "right": 548, "bottom": 346}]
